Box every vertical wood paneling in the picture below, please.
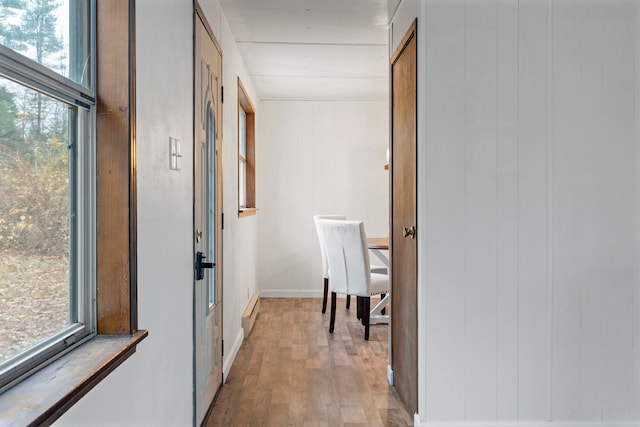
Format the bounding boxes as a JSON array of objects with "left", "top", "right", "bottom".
[
  {"left": 578, "top": 5, "right": 605, "bottom": 418},
  {"left": 422, "top": 0, "right": 639, "bottom": 422},
  {"left": 550, "top": 1, "right": 637, "bottom": 420},
  {"left": 551, "top": 0, "right": 584, "bottom": 419},
  {"left": 424, "top": 0, "right": 466, "bottom": 420},
  {"left": 598, "top": 1, "right": 635, "bottom": 418},
  {"left": 517, "top": 0, "right": 550, "bottom": 419},
  {"left": 275, "top": 102, "right": 300, "bottom": 287},
  {"left": 464, "top": 0, "right": 498, "bottom": 419},
  {"left": 495, "top": 0, "right": 520, "bottom": 419},
  {"left": 256, "top": 102, "right": 299, "bottom": 289},
  {"left": 635, "top": 2, "right": 640, "bottom": 419}
]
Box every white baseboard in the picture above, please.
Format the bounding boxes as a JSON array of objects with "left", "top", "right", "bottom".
[
  {"left": 413, "top": 419, "right": 640, "bottom": 427},
  {"left": 222, "top": 328, "right": 244, "bottom": 382},
  {"left": 387, "top": 364, "right": 394, "bottom": 385},
  {"left": 259, "top": 289, "right": 324, "bottom": 298}
]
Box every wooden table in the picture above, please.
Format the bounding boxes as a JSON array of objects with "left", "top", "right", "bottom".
[
  {"left": 367, "top": 237, "right": 389, "bottom": 250},
  {"left": 367, "top": 237, "right": 389, "bottom": 324},
  {"left": 367, "top": 237, "right": 389, "bottom": 268}
]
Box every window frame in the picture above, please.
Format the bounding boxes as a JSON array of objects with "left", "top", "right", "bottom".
[
  {"left": 237, "top": 77, "right": 256, "bottom": 217},
  {"left": 0, "top": 1, "right": 97, "bottom": 392},
  {"left": 0, "top": 0, "right": 142, "bottom": 421}
]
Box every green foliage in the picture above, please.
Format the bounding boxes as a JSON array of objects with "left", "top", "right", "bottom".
[
  {"left": 0, "top": 0, "right": 70, "bottom": 257},
  {"left": 0, "top": 86, "right": 21, "bottom": 155},
  {"left": 0, "top": 146, "right": 69, "bottom": 257},
  {"left": 0, "top": 84, "right": 70, "bottom": 257}
]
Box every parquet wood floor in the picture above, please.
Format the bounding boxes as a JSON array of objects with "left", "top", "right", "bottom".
[{"left": 205, "top": 298, "right": 413, "bottom": 427}]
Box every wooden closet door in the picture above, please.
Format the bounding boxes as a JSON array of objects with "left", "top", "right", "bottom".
[{"left": 390, "top": 20, "right": 418, "bottom": 416}]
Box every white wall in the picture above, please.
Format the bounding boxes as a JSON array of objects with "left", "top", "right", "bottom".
[
  {"left": 257, "top": 101, "right": 389, "bottom": 297},
  {"left": 389, "top": 0, "right": 416, "bottom": 56},
  {"left": 55, "top": 1, "right": 259, "bottom": 425},
  {"left": 216, "top": 1, "right": 261, "bottom": 374},
  {"left": 411, "top": 0, "right": 640, "bottom": 425}
]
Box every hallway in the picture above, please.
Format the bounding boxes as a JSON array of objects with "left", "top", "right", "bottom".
[{"left": 206, "top": 298, "right": 413, "bottom": 426}]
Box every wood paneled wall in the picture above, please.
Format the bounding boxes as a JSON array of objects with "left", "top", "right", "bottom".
[{"left": 422, "top": 0, "right": 638, "bottom": 422}]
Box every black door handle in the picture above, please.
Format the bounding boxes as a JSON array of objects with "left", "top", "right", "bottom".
[{"left": 195, "top": 251, "right": 215, "bottom": 280}]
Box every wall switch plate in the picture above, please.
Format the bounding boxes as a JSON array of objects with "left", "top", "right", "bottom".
[{"left": 169, "top": 137, "right": 182, "bottom": 171}]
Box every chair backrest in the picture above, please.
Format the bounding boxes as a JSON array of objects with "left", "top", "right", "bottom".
[
  {"left": 319, "top": 219, "right": 371, "bottom": 297},
  {"left": 313, "top": 214, "right": 346, "bottom": 278}
]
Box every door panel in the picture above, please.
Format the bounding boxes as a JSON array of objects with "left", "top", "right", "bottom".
[
  {"left": 194, "top": 12, "right": 223, "bottom": 426},
  {"left": 390, "top": 21, "right": 418, "bottom": 415}
]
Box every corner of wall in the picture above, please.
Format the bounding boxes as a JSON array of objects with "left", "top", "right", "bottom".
[{"left": 223, "top": 327, "right": 244, "bottom": 380}]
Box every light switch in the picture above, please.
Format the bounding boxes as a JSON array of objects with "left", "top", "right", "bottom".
[{"left": 169, "top": 137, "right": 182, "bottom": 171}]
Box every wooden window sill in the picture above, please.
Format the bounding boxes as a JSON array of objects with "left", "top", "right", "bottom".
[
  {"left": 238, "top": 207, "right": 258, "bottom": 218},
  {"left": 0, "top": 330, "right": 148, "bottom": 427}
]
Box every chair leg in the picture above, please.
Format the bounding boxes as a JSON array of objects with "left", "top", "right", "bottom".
[
  {"left": 356, "top": 296, "right": 362, "bottom": 320},
  {"left": 380, "top": 293, "right": 386, "bottom": 315},
  {"left": 346, "top": 294, "right": 351, "bottom": 309},
  {"left": 329, "top": 292, "right": 337, "bottom": 334},
  {"left": 364, "top": 296, "right": 370, "bottom": 340},
  {"left": 322, "top": 278, "right": 328, "bottom": 314}
]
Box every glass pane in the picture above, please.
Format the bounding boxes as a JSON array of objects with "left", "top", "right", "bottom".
[
  {"left": 0, "top": 76, "right": 72, "bottom": 364},
  {"left": 0, "top": 0, "right": 91, "bottom": 87},
  {"left": 239, "top": 108, "right": 246, "bottom": 158},
  {"left": 239, "top": 159, "right": 246, "bottom": 208},
  {"left": 206, "top": 108, "right": 215, "bottom": 308}
]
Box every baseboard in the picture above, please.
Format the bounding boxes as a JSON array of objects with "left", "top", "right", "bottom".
[
  {"left": 259, "top": 289, "right": 324, "bottom": 298},
  {"left": 387, "top": 364, "right": 394, "bottom": 385},
  {"left": 222, "top": 328, "right": 244, "bottom": 382},
  {"left": 413, "top": 419, "right": 640, "bottom": 427},
  {"left": 241, "top": 293, "right": 260, "bottom": 338}
]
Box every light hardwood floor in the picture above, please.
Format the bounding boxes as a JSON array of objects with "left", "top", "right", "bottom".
[{"left": 205, "top": 298, "right": 413, "bottom": 426}]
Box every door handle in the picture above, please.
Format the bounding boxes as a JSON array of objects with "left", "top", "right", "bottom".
[
  {"left": 402, "top": 226, "right": 416, "bottom": 239},
  {"left": 195, "top": 251, "right": 215, "bottom": 281}
]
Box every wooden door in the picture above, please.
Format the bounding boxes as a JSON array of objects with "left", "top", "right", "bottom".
[
  {"left": 194, "top": 9, "right": 223, "bottom": 426},
  {"left": 390, "top": 20, "right": 418, "bottom": 415}
]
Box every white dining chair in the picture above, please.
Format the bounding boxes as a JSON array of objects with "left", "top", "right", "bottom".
[
  {"left": 319, "top": 219, "right": 389, "bottom": 340},
  {"left": 313, "top": 214, "right": 351, "bottom": 313}
]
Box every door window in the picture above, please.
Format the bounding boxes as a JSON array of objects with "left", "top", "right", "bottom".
[{"left": 206, "top": 106, "right": 216, "bottom": 309}]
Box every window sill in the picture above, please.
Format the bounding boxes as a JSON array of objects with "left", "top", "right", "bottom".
[
  {"left": 238, "top": 207, "right": 258, "bottom": 218},
  {"left": 0, "top": 330, "right": 148, "bottom": 427}
]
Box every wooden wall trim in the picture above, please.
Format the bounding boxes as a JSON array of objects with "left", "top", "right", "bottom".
[
  {"left": 96, "top": 0, "right": 135, "bottom": 334},
  {"left": 128, "top": 0, "right": 138, "bottom": 331},
  {"left": 237, "top": 77, "right": 255, "bottom": 113},
  {"left": 194, "top": 1, "right": 222, "bottom": 56},
  {"left": 391, "top": 19, "right": 417, "bottom": 66}
]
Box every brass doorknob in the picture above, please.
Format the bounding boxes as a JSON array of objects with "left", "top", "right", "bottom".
[{"left": 402, "top": 226, "right": 416, "bottom": 239}]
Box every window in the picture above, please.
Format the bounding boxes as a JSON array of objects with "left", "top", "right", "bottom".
[
  {"left": 0, "top": 0, "right": 95, "bottom": 391},
  {"left": 237, "top": 77, "right": 256, "bottom": 216}
]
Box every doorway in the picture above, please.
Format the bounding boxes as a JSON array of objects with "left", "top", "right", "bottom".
[{"left": 193, "top": 8, "right": 223, "bottom": 426}]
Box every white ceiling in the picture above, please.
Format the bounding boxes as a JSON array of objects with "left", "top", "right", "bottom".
[{"left": 218, "top": 0, "right": 389, "bottom": 102}]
